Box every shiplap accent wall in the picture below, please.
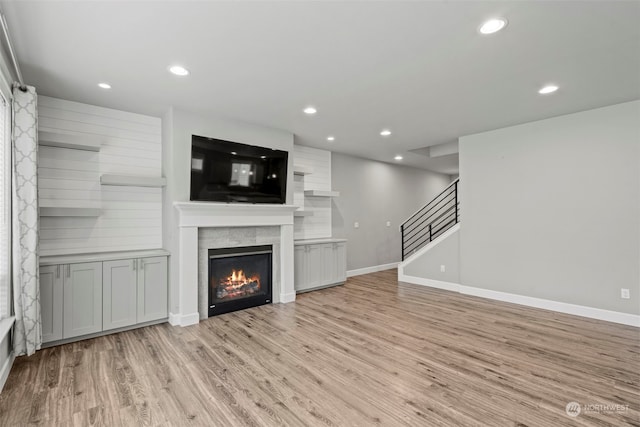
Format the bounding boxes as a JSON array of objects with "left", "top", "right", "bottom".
[
  {"left": 293, "top": 145, "right": 332, "bottom": 240},
  {"left": 38, "top": 96, "right": 162, "bottom": 256}
]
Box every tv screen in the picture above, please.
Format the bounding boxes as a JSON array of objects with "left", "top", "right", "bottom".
[{"left": 190, "top": 135, "right": 288, "bottom": 204}]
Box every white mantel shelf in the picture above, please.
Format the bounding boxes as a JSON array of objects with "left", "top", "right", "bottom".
[{"left": 174, "top": 202, "right": 298, "bottom": 228}]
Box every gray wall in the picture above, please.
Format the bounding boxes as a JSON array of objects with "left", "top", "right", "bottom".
[
  {"left": 331, "top": 152, "right": 451, "bottom": 271},
  {"left": 403, "top": 227, "right": 460, "bottom": 283},
  {"left": 459, "top": 100, "right": 640, "bottom": 314}
]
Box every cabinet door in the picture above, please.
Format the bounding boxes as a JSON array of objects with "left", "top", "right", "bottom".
[
  {"left": 63, "top": 262, "right": 102, "bottom": 339},
  {"left": 319, "top": 243, "right": 334, "bottom": 286},
  {"left": 40, "top": 265, "right": 63, "bottom": 342},
  {"left": 334, "top": 242, "right": 347, "bottom": 283},
  {"left": 305, "top": 244, "right": 325, "bottom": 290},
  {"left": 137, "top": 256, "right": 168, "bottom": 322},
  {"left": 294, "top": 245, "right": 307, "bottom": 292},
  {"left": 103, "top": 259, "right": 137, "bottom": 331}
]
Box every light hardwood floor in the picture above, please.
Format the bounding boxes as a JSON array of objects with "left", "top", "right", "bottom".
[{"left": 1, "top": 269, "right": 638, "bottom": 426}]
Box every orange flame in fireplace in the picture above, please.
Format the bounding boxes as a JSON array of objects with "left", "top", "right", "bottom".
[
  {"left": 224, "top": 270, "right": 260, "bottom": 288},
  {"left": 214, "top": 269, "right": 261, "bottom": 300},
  {"left": 230, "top": 269, "right": 244, "bottom": 283}
]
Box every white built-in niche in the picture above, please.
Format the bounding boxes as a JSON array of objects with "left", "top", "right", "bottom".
[
  {"left": 37, "top": 96, "right": 164, "bottom": 256},
  {"left": 292, "top": 145, "right": 339, "bottom": 240}
]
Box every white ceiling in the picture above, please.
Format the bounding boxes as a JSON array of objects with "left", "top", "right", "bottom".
[{"left": 2, "top": 1, "right": 639, "bottom": 175}]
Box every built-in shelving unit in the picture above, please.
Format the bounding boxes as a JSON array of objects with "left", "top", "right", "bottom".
[
  {"left": 303, "top": 190, "right": 340, "bottom": 198},
  {"left": 40, "top": 207, "right": 101, "bottom": 217},
  {"left": 293, "top": 165, "right": 313, "bottom": 175},
  {"left": 37, "top": 96, "right": 163, "bottom": 260},
  {"left": 39, "top": 130, "right": 101, "bottom": 152},
  {"left": 100, "top": 174, "right": 167, "bottom": 188}
]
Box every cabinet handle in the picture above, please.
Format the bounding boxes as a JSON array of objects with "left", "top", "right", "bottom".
[
  {"left": 133, "top": 259, "right": 137, "bottom": 271},
  {"left": 56, "top": 265, "right": 60, "bottom": 278},
  {"left": 66, "top": 264, "right": 70, "bottom": 278}
]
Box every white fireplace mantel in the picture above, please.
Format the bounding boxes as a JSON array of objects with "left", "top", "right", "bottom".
[
  {"left": 174, "top": 202, "right": 299, "bottom": 227},
  {"left": 170, "top": 202, "right": 297, "bottom": 327}
]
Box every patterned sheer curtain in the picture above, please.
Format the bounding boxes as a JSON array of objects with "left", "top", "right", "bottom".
[
  {"left": 0, "top": 93, "right": 8, "bottom": 321},
  {"left": 12, "top": 85, "right": 40, "bottom": 356}
]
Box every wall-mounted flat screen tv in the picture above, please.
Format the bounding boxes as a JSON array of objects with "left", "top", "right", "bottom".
[{"left": 190, "top": 135, "right": 288, "bottom": 204}]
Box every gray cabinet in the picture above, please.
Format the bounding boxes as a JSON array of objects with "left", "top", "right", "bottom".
[
  {"left": 103, "top": 259, "right": 137, "bottom": 331},
  {"left": 63, "top": 262, "right": 103, "bottom": 339},
  {"left": 40, "top": 265, "right": 63, "bottom": 342},
  {"left": 306, "top": 244, "right": 326, "bottom": 289},
  {"left": 136, "top": 256, "right": 168, "bottom": 322},
  {"left": 103, "top": 256, "right": 168, "bottom": 329},
  {"left": 333, "top": 242, "right": 347, "bottom": 283},
  {"left": 40, "top": 252, "right": 168, "bottom": 344},
  {"left": 41, "top": 263, "right": 102, "bottom": 343},
  {"left": 294, "top": 240, "right": 347, "bottom": 293}
]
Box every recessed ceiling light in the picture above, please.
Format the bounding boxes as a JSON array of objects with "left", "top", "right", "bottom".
[
  {"left": 303, "top": 106, "right": 317, "bottom": 115},
  {"left": 538, "top": 84, "right": 559, "bottom": 94},
  {"left": 231, "top": 151, "right": 237, "bottom": 155},
  {"left": 394, "top": 155, "right": 403, "bottom": 161},
  {"left": 169, "top": 65, "right": 190, "bottom": 76},
  {"left": 97, "top": 82, "right": 111, "bottom": 89},
  {"left": 260, "top": 155, "right": 266, "bottom": 159},
  {"left": 479, "top": 18, "right": 507, "bottom": 35},
  {"left": 380, "top": 129, "right": 392, "bottom": 137},
  {"left": 327, "top": 136, "right": 335, "bottom": 141}
]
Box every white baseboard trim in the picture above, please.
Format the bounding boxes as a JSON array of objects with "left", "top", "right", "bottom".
[
  {"left": 399, "top": 273, "right": 640, "bottom": 327},
  {"left": 0, "top": 351, "right": 15, "bottom": 393},
  {"left": 399, "top": 275, "right": 461, "bottom": 293},
  {"left": 347, "top": 262, "right": 399, "bottom": 278},
  {"left": 279, "top": 292, "right": 296, "bottom": 304},
  {"left": 168, "top": 311, "right": 200, "bottom": 327}
]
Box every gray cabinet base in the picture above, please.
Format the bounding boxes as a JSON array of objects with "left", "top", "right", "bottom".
[
  {"left": 41, "top": 318, "right": 167, "bottom": 348},
  {"left": 296, "top": 281, "right": 345, "bottom": 294}
]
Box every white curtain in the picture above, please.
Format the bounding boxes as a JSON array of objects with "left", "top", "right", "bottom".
[{"left": 12, "top": 85, "right": 40, "bottom": 356}]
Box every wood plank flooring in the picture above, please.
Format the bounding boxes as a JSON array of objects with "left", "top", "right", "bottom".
[{"left": 1, "top": 269, "right": 638, "bottom": 426}]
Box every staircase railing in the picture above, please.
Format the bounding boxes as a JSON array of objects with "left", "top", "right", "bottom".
[{"left": 400, "top": 179, "right": 459, "bottom": 260}]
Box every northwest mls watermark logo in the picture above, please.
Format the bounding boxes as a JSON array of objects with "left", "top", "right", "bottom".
[
  {"left": 565, "top": 401, "right": 629, "bottom": 417},
  {"left": 565, "top": 402, "right": 581, "bottom": 417}
]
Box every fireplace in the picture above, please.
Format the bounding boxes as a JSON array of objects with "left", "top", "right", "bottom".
[{"left": 208, "top": 245, "right": 272, "bottom": 316}]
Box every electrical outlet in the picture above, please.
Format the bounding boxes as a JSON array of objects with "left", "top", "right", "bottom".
[
  {"left": 354, "top": 222, "right": 359, "bottom": 229},
  {"left": 386, "top": 221, "right": 391, "bottom": 227},
  {"left": 621, "top": 288, "right": 630, "bottom": 299},
  {"left": 440, "top": 265, "right": 446, "bottom": 273}
]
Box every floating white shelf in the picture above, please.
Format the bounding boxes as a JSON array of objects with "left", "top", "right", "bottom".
[
  {"left": 40, "top": 207, "right": 101, "bottom": 217},
  {"left": 294, "top": 210, "right": 314, "bottom": 217},
  {"left": 293, "top": 165, "right": 313, "bottom": 175},
  {"left": 100, "top": 174, "right": 166, "bottom": 187},
  {"left": 304, "top": 190, "right": 340, "bottom": 198},
  {"left": 39, "top": 131, "right": 101, "bottom": 152}
]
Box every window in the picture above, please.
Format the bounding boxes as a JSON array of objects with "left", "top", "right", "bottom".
[{"left": 0, "top": 93, "right": 9, "bottom": 320}]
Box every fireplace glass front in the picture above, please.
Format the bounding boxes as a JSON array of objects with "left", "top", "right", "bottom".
[{"left": 208, "top": 245, "right": 272, "bottom": 316}]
